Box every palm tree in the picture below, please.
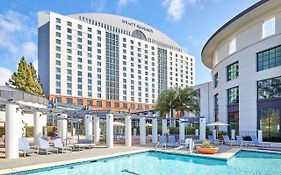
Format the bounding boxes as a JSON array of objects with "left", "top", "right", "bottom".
[
  {"left": 156, "top": 89, "right": 177, "bottom": 118},
  {"left": 174, "top": 87, "right": 200, "bottom": 117},
  {"left": 156, "top": 87, "right": 200, "bottom": 118}
]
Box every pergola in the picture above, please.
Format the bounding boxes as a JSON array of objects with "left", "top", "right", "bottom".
[{"left": 0, "top": 86, "right": 206, "bottom": 159}]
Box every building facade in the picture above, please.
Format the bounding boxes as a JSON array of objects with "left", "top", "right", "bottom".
[
  {"left": 198, "top": 0, "right": 281, "bottom": 142},
  {"left": 38, "top": 12, "right": 195, "bottom": 112}
]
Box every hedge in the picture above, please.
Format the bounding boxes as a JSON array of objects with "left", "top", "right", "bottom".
[{"left": 0, "top": 125, "right": 56, "bottom": 137}]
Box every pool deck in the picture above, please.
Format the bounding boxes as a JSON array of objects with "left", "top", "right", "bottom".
[{"left": 0, "top": 144, "right": 244, "bottom": 174}]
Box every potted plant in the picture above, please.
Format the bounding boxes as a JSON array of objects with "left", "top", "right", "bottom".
[{"left": 196, "top": 140, "right": 219, "bottom": 154}]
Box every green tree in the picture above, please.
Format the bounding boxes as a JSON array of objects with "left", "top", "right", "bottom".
[
  {"left": 9, "top": 57, "right": 44, "bottom": 96},
  {"left": 156, "top": 88, "right": 177, "bottom": 118},
  {"left": 174, "top": 87, "right": 200, "bottom": 117},
  {"left": 156, "top": 87, "right": 200, "bottom": 118}
]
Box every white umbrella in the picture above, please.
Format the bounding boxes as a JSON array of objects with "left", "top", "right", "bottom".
[
  {"left": 146, "top": 123, "right": 152, "bottom": 127},
  {"left": 207, "top": 122, "right": 229, "bottom": 126},
  {"left": 207, "top": 122, "right": 229, "bottom": 139},
  {"left": 113, "top": 121, "right": 125, "bottom": 127}
]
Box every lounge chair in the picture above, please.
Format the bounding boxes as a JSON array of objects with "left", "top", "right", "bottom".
[
  {"left": 38, "top": 138, "right": 59, "bottom": 154},
  {"left": 168, "top": 135, "right": 178, "bottom": 147},
  {"left": 19, "top": 138, "right": 37, "bottom": 157},
  {"left": 250, "top": 136, "right": 271, "bottom": 147},
  {"left": 53, "top": 138, "right": 72, "bottom": 152},
  {"left": 223, "top": 135, "right": 238, "bottom": 146},
  {"left": 155, "top": 136, "right": 167, "bottom": 150},
  {"left": 74, "top": 139, "right": 95, "bottom": 149},
  {"left": 208, "top": 135, "right": 222, "bottom": 145},
  {"left": 174, "top": 138, "right": 195, "bottom": 150},
  {"left": 236, "top": 136, "right": 254, "bottom": 147}
]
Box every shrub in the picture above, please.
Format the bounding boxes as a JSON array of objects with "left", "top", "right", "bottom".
[{"left": 169, "top": 127, "right": 179, "bottom": 135}]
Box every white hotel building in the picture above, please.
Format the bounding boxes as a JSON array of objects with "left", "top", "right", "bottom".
[
  {"left": 196, "top": 0, "right": 281, "bottom": 142},
  {"left": 38, "top": 12, "right": 194, "bottom": 112}
]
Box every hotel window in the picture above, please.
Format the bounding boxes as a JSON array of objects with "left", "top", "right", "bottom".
[
  {"left": 257, "top": 76, "right": 281, "bottom": 100},
  {"left": 67, "top": 35, "right": 72, "bottom": 40},
  {"left": 78, "top": 24, "right": 82, "bottom": 29},
  {"left": 77, "top": 99, "right": 83, "bottom": 105},
  {"left": 87, "top": 100, "right": 93, "bottom": 106},
  {"left": 214, "top": 73, "right": 218, "bottom": 88},
  {"left": 229, "top": 38, "right": 236, "bottom": 54},
  {"left": 262, "top": 17, "right": 275, "bottom": 38},
  {"left": 56, "top": 32, "right": 61, "bottom": 37},
  {"left": 257, "top": 45, "right": 281, "bottom": 71},
  {"left": 56, "top": 18, "right": 61, "bottom": 23},
  {"left": 97, "top": 30, "right": 101, "bottom": 35},
  {"left": 56, "top": 39, "right": 61, "bottom": 44},
  {"left": 66, "top": 98, "right": 73, "bottom": 104},
  {"left": 227, "top": 61, "right": 239, "bottom": 81},
  {"left": 106, "top": 102, "right": 111, "bottom": 107},
  {"left": 227, "top": 86, "right": 239, "bottom": 105},
  {"left": 56, "top": 25, "right": 61, "bottom": 31},
  {"left": 67, "top": 21, "right": 72, "bottom": 26},
  {"left": 67, "top": 28, "right": 72, "bottom": 33}
]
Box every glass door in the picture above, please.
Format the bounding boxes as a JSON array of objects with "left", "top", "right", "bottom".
[
  {"left": 228, "top": 112, "right": 239, "bottom": 135},
  {"left": 260, "top": 108, "right": 280, "bottom": 142}
]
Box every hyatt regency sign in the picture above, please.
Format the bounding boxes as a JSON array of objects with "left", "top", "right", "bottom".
[{"left": 122, "top": 19, "right": 153, "bottom": 33}]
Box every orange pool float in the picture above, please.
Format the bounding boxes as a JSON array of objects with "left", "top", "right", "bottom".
[{"left": 196, "top": 147, "right": 219, "bottom": 154}]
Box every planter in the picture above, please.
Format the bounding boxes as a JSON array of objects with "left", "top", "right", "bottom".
[{"left": 196, "top": 146, "right": 218, "bottom": 154}]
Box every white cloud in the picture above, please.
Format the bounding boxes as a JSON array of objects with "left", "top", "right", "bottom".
[
  {"left": 0, "top": 10, "right": 37, "bottom": 63},
  {"left": 23, "top": 41, "right": 37, "bottom": 61},
  {"left": 90, "top": 0, "right": 106, "bottom": 12},
  {"left": 187, "top": 34, "right": 199, "bottom": 46},
  {"left": 161, "top": 0, "right": 221, "bottom": 21},
  {"left": 117, "top": 0, "right": 137, "bottom": 12},
  {"left": 0, "top": 67, "right": 12, "bottom": 86},
  {"left": 118, "top": 0, "right": 137, "bottom": 8}
]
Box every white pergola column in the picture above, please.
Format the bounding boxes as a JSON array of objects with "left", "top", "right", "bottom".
[
  {"left": 33, "top": 111, "right": 42, "bottom": 146},
  {"left": 57, "top": 114, "right": 67, "bottom": 143},
  {"left": 179, "top": 122, "right": 185, "bottom": 141},
  {"left": 106, "top": 113, "right": 114, "bottom": 148},
  {"left": 5, "top": 103, "right": 21, "bottom": 159},
  {"left": 258, "top": 130, "right": 263, "bottom": 142},
  {"left": 140, "top": 116, "right": 146, "bottom": 145},
  {"left": 84, "top": 115, "right": 93, "bottom": 140},
  {"left": 93, "top": 115, "right": 100, "bottom": 145},
  {"left": 162, "top": 119, "right": 168, "bottom": 135},
  {"left": 152, "top": 118, "right": 158, "bottom": 144},
  {"left": 199, "top": 117, "right": 206, "bottom": 141},
  {"left": 125, "top": 115, "right": 132, "bottom": 146},
  {"left": 212, "top": 129, "right": 217, "bottom": 140}
]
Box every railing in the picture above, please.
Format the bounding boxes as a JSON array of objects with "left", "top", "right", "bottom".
[{"left": 0, "top": 89, "right": 48, "bottom": 105}]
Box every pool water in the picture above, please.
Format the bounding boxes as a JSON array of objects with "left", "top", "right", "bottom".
[{"left": 12, "top": 151, "right": 281, "bottom": 175}]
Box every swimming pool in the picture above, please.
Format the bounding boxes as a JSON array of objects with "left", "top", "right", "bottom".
[{"left": 9, "top": 150, "right": 281, "bottom": 175}]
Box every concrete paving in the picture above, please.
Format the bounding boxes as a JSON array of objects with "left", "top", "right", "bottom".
[{"left": 0, "top": 144, "right": 245, "bottom": 174}]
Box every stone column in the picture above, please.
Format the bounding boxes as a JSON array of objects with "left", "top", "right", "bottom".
[
  {"left": 152, "top": 118, "right": 158, "bottom": 144},
  {"left": 5, "top": 104, "right": 21, "bottom": 159},
  {"left": 258, "top": 130, "right": 263, "bottom": 143},
  {"left": 93, "top": 115, "right": 100, "bottom": 145},
  {"left": 162, "top": 119, "right": 168, "bottom": 135},
  {"left": 231, "top": 129, "right": 236, "bottom": 140},
  {"left": 33, "top": 111, "right": 42, "bottom": 146},
  {"left": 57, "top": 114, "right": 67, "bottom": 143},
  {"left": 84, "top": 115, "right": 93, "bottom": 140},
  {"left": 125, "top": 115, "right": 132, "bottom": 146},
  {"left": 139, "top": 116, "right": 146, "bottom": 145},
  {"left": 179, "top": 122, "right": 185, "bottom": 141},
  {"left": 106, "top": 114, "right": 114, "bottom": 148},
  {"left": 199, "top": 117, "right": 206, "bottom": 141}
]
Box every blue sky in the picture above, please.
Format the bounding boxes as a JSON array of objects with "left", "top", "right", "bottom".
[{"left": 0, "top": 0, "right": 259, "bottom": 86}]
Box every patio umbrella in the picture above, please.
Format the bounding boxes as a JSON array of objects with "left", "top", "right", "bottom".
[
  {"left": 146, "top": 123, "right": 152, "bottom": 127},
  {"left": 113, "top": 121, "right": 125, "bottom": 127},
  {"left": 207, "top": 122, "right": 229, "bottom": 139}
]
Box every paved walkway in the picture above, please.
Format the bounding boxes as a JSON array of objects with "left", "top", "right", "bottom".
[{"left": 0, "top": 144, "right": 243, "bottom": 174}]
